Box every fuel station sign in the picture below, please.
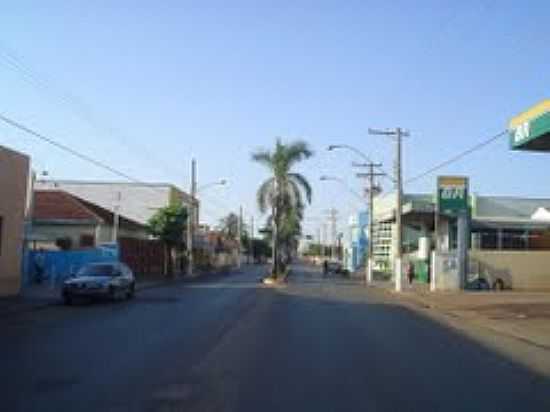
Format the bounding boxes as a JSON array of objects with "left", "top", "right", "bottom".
[
  {"left": 510, "top": 99, "right": 550, "bottom": 151},
  {"left": 437, "top": 176, "right": 469, "bottom": 215}
]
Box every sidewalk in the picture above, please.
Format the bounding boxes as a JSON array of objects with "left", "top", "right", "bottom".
[
  {"left": 0, "top": 264, "right": 248, "bottom": 318},
  {"left": 0, "top": 277, "right": 182, "bottom": 318},
  {"left": 374, "top": 281, "right": 550, "bottom": 350}
]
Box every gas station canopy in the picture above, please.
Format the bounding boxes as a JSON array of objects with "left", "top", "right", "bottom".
[{"left": 509, "top": 99, "right": 550, "bottom": 151}]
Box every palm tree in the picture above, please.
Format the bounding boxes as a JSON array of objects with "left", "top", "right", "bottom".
[{"left": 252, "top": 138, "right": 313, "bottom": 276}]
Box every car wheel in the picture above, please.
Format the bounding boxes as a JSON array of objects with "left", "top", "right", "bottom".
[
  {"left": 493, "top": 279, "right": 505, "bottom": 291},
  {"left": 126, "top": 283, "right": 135, "bottom": 300},
  {"left": 63, "top": 293, "right": 72, "bottom": 306},
  {"left": 109, "top": 286, "right": 118, "bottom": 302}
]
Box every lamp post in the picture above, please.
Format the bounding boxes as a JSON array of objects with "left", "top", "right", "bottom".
[{"left": 187, "top": 164, "right": 227, "bottom": 277}]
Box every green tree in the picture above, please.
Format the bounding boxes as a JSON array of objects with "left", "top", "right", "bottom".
[
  {"left": 147, "top": 204, "right": 187, "bottom": 276},
  {"left": 251, "top": 138, "right": 313, "bottom": 276},
  {"left": 219, "top": 212, "right": 240, "bottom": 240}
]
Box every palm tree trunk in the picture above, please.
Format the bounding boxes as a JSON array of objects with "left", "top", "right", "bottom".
[{"left": 272, "top": 201, "right": 278, "bottom": 276}]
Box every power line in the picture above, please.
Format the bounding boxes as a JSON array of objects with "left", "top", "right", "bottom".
[
  {"left": 0, "top": 42, "right": 185, "bottom": 182},
  {"left": 405, "top": 130, "right": 508, "bottom": 185},
  {"left": 0, "top": 113, "right": 149, "bottom": 183}
]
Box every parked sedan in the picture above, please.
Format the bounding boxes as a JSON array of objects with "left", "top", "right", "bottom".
[{"left": 62, "top": 262, "right": 135, "bottom": 305}]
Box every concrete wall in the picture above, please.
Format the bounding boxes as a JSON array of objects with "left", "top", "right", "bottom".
[
  {"left": 470, "top": 250, "right": 550, "bottom": 290},
  {"left": 32, "top": 222, "right": 148, "bottom": 249},
  {"left": 431, "top": 251, "right": 461, "bottom": 291},
  {"left": 0, "top": 146, "right": 30, "bottom": 296}
]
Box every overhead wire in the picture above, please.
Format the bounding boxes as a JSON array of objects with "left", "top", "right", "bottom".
[
  {"left": 405, "top": 130, "right": 508, "bottom": 185},
  {"left": 0, "top": 112, "right": 232, "bottom": 231},
  {"left": 0, "top": 42, "right": 185, "bottom": 182}
]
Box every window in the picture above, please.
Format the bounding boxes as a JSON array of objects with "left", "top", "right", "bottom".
[
  {"left": 502, "top": 230, "right": 527, "bottom": 250},
  {"left": 77, "top": 263, "right": 118, "bottom": 277},
  {"left": 80, "top": 234, "right": 95, "bottom": 248},
  {"left": 480, "top": 229, "right": 497, "bottom": 249}
]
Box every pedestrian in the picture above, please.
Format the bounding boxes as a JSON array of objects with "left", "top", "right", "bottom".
[
  {"left": 34, "top": 249, "right": 45, "bottom": 284},
  {"left": 323, "top": 260, "right": 328, "bottom": 277},
  {"left": 407, "top": 261, "right": 415, "bottom": 285}
]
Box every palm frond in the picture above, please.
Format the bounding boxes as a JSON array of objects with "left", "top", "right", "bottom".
[
  {"left": 256, "top": 177, "right": 275, "bottom": 214},
  {"left": 289, "top": 173, "right": 312, "bottom": 204},
  {"left": 285, "top": 140, "right": 313, "bottom": 168},
  {"left": 251, "top": 150, "right": 273, "bottom": 170}
]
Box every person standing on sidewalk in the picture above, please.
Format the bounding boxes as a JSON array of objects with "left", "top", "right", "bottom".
[{"left": 407, "top": 261, "right": 415, "bottom": 285}]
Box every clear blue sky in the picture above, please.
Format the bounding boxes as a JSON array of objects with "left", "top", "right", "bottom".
[{"left": 1, "top": 1, "right": 549, "bottom": 235}]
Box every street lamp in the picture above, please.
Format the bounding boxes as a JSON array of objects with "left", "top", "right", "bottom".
[
  {"left": 319, "top": 175, "right": 366, "bottom": 203},
  {"left": 197, "top": 179, "right": 227, "bottom": 193},
  {"left": 327, "top": 144, "right": 373, "bottom": 163}
]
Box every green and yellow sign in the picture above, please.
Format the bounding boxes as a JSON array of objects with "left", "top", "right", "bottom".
[
  {"left": 509, "top": 99, "right": 550, "bottom": 151},
  {"left": 437, "top": 176, "right": 469, "bottom": 215}
]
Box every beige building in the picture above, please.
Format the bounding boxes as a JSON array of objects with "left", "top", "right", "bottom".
[
  {"left": 0, "top": 145, "right": 30, "bottom": 296},
  {"left": 372, "top": 191, "right": 550, "bottom": 290}
]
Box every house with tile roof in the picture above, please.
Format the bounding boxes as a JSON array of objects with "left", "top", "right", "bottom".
[{"left": 31, "top": 190, "right": 148, "bottom": 250}]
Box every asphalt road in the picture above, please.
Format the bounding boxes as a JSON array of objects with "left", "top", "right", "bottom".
[{"left": 2, "top": 264, "right": 550, "bottom": 411}]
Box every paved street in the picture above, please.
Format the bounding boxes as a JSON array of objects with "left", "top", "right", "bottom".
[{"left": 2, "top": 264, "right": 550, "bottom": 412}]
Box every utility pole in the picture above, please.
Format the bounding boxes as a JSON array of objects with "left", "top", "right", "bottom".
[
  {"left": 112, "top": 191, "right": 121, "bottom": 243},
  {"left": 317, "top": 226, "right": 323, "bottom": 257},
  {"left": 322, "top": 223, "right": 327, "bottom": 259},
  {"left": 324, "top": 208, "right": 338, "bottom": 261},
  {"left": 356, "top": 163, "right": 384, "bottom": 284},
  {"left": 249, "top": 215, "right": 254, "bottom": 264},
  {"left": 238, "top": 205, "right": 243, "bottom": 269},
  {"left": 187, "top": 158, "right": 197, "bottom": 276},
  {"left": 369, "top": 127, "right": 409, "bottom": 292}
]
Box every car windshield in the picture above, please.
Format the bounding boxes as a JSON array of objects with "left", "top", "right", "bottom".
[{"left": 77, "top": 264, "right": 118, "bottom": 277}]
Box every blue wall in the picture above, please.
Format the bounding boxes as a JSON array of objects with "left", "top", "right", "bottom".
[
  {"left": 345, "top": 211, "right": 369, "bottom": 272},
  {"left": 24, "top": 245, "right": 118, "bottom": 288}
]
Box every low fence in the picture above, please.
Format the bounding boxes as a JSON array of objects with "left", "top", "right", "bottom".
[
  {"left": 119, "top": 237, "right": 166, "bottom": 277},
  {"left": 24, "top": 246, "right": 118, "bottom": 287}
]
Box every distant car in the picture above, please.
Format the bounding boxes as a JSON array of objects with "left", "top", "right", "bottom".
[
  {"left": 327, "top": 261, "right": 343, "bottom": 274},
  {"left": 62, "top": 262, "right": 135, "bottom": 305}
]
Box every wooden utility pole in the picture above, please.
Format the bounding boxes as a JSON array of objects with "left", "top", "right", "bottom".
[
  {"left": 187, "top": 158, "right": 197, "bottom": 276},
  {"left": 369, "top": 127, "right": 409, "bottom": 292},
  {"left": 238, "top": 205, "right": 243, "bottom": 269},
  {"left": 249, "top": 215, "right": 254, "bottom": 264},
  {"left": 356, "top": 163, "right": 384, "bottom": 283}
]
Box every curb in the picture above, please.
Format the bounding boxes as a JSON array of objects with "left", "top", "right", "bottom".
[
  {"left": 0, "top": 298, "right": 57, "bottom": 318},
  {"left": 0, "top": 266, "right": 249, "bottom": 318}
]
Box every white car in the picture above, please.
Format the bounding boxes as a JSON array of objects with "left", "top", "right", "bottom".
[{"left": 62, "top": 262, "right": 135, "bottom": 304}]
